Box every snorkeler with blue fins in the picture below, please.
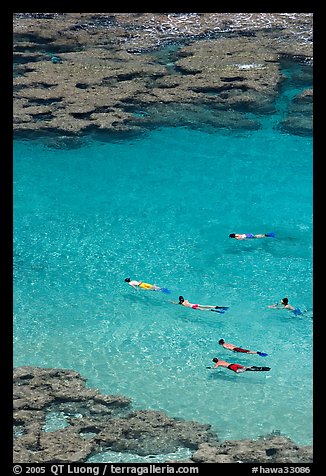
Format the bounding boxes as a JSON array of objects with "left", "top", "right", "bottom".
[
  {"left": 218, "top": 339, "right": 268, "bottom": 357},
  {"left": 229, "top": 232, "right": 276, "bottom": 240},
  {"left": 268, "top": 297, "right": 303, "bottom": 316},
  {"left": 169, "top": 296, "right": 229, "bottom": 313}
]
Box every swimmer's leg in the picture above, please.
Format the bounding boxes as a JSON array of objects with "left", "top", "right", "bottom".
[
  {"left": 246, "top": 366, "right": 270, "bottom": 372},
  {"left": 160, "top": 287, "right": 171, "bottom": 294},
  {"left": 293, "top": 307, "right": 303, "bottom": 316}
]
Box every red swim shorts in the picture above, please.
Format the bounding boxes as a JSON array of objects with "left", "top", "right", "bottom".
[
  {"left": 228, "top": 363, "right": 246, "bottom": 373},
  {"left": 233, "top": 347, "right": 250, "bottom": 353}
]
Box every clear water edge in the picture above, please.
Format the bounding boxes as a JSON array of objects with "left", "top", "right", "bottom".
[{"left": 14, "top": 78, "right": 313, "bottom": 460}]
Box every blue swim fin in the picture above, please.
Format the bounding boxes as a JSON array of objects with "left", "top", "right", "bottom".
[
  {"left": 160, "top": 287, "right": 171, "bottom": 294},
  {"left": 293, "top": 308, "right": 303, "bottom": 316},
  {"left": 265, "top": 232, "right": 276, "bottom": 237},
  {"left": 211, "top": 309, "right": 225, "bottom": 314},
  {"left": 257, "top": 352, "right": 268, "bottom": 357}
]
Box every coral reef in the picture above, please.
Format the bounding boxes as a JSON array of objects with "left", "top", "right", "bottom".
[{"left": 13, "top": 13, "right": 313, "bottom": 139}]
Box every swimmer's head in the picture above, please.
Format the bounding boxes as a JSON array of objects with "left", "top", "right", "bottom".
[
  {"left": 229, "top": 234, "right": 236, "bottom": 238},
  {"left": 212, "top": 358, "right": 219, "bottom": 363},
  {"left": 281, "top": 297, "right": 288, "bottom": 305},
  {"left": 124, "top": 278, "right": 131, "bottom": 283},
  {"left": 178, "top": 296, "right": 184, "bottom": 303},
  {"left": 218, "top": 339, "right": 224, "bottom": 345}
]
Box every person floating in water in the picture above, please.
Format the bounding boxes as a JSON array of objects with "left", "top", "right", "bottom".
[
  {"left": 207, "top": 358, "right": 270, "bottom": 373},
  {"left": 268, "top": 297, "right": 303, "bottom": 316},
  {"left": 169, "top": 296, "right": 229, "bottom": 313},
  {"left": 124, "top": 278, "right": 171, "bottom": 294},
  {"left": 218, "top": 339, "right": 268, "bottom": 357},
  {"left": 229, "top": 232, "right": 275, "bottom": 240}
]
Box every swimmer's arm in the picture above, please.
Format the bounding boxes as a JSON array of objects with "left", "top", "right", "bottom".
[
  {"left": 206, "top": 363, "right": 220, "bottom": 369},
  {"left": 168, "top": 300, "right": 178, "bottom": 305}
]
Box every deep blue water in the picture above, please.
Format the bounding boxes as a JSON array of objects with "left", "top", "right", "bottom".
[{"left": 13, "top": 83, "right": 313, "bottom": 460}]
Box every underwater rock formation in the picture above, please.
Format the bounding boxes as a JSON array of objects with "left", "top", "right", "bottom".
[
  {"left": 13, "top": 13, "right": 313, "bottom": 139},
  {"left": 13, "top": 366, "right": 313, "bottom": 463}
]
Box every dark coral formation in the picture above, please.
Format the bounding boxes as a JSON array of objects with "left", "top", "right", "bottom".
[
  {"left": 13, "top": 366, "right": 217, "bottom": 463},
  {"left": 13, "top": 13, "right": 313, "bottom": 139},
  {"left": 13, "top": 366, "right": 313, "bottom": 463},
  {"left": 191, "top": 437, "right": 313, "bottom": 464}
]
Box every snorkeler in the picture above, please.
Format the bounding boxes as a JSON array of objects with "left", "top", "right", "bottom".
[
  {"left": 218, "top": 339, "right": 268, "bottom": 357},
  {"left": 229, "top": 232, "right": 275, "bottom": 240},
  {"left": 169, "top": 296, "right": 229, "bottom": 313},
  {"left": 207, "top": 358, "right": 270, "bottom": 373},
  {"left": 124, "top": 278, "right": 171, "bottom": 294},
  {"left": 268, "top": 297, "right": 303, "bottom": 316}
]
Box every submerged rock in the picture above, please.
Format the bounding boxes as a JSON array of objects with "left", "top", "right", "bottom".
[
  {"left": 191, "top": 435, "right": 313, "bottom": 463},
  {"left": 13, "top": 366, "right": 217, "bottom": 463},
  {"left": 278, "top": 88, "right": 313, "bottom": 136},
  {"left": 13, "top": 13, "right": 312, "bottom": 139}
]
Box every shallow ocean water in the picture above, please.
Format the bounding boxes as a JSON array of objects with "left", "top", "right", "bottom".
[{"left": 13, "top": 77, "right": 313, "bottom": 459}]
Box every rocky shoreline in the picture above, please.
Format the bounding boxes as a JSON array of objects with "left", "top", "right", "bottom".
[
  {"left": 13, "top": 13, "right": 313, "bottom": 142},
  {"left": 13, "top": 366, "right": 313, "bottom": 463}
]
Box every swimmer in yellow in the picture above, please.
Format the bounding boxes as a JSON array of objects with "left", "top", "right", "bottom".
[{"left": 124, "top": 278, "right": 171, "bottom": 294}]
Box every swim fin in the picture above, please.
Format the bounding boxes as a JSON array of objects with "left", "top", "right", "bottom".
[
  {"left": 211, "top": 309, "right": 225, "bottom": 314},
  {"left": 160, "top": 287, "right": 171, "bottom": 294},
  {"left": 293, "top": 308, "right": 303, "bottom": 316},
  {"left": 215, "top": 306, "right": 229, "bottom": 310},
  {"left": 248, "top": 366, "right": 271, "bottom": 371},
  {"left": 265, "top": 232, "right": 276, "bottom": 237},
  {"left": 257, "top": 352, "right": 268, "bottom": 357}
]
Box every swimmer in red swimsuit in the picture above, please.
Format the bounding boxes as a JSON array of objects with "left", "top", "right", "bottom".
[
  {"left": 218, "top": 339, "right": 268, "bottom": 357},
  {"left": 207, "top": 358, "right": 270, "bottom": 373},
  {"left": 169, "top": 296, "right": 229, "bottom": 313}
]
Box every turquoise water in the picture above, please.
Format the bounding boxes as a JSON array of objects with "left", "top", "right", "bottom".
[{"left": 13, "top": 98, "right": 313, "bottom": 454}]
